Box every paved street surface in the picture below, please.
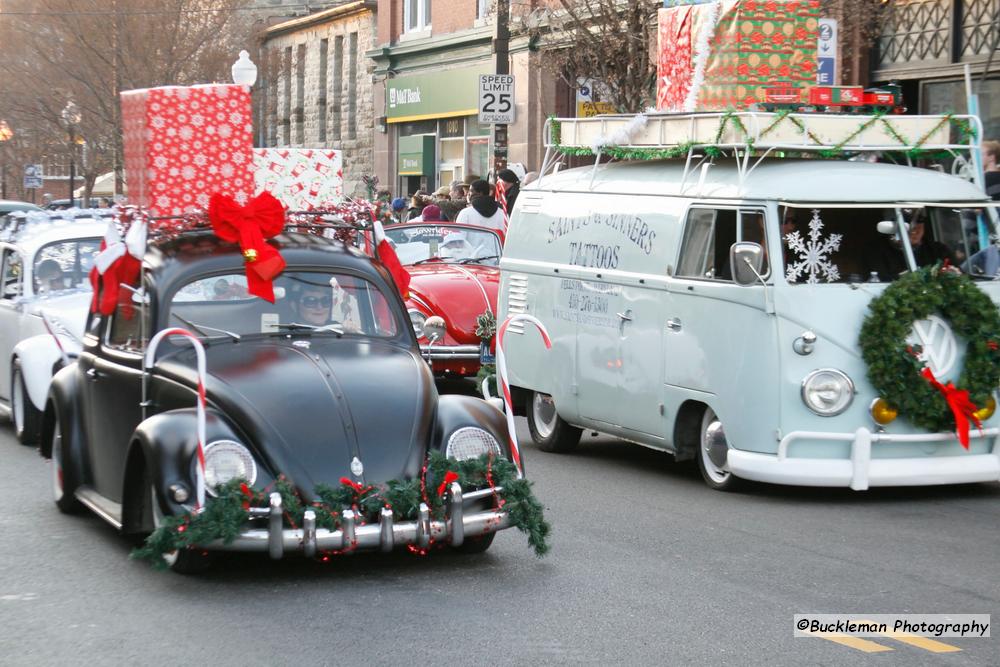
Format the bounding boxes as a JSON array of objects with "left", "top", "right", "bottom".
[{"left": 1, "top": 418, "right": 998, "bottom": 666}]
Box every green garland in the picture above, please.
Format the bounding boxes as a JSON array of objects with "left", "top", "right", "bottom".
[
  {"left": 132, "top": 451, "right": 550, "bottom": 570},
  {"left": 549, "top": 112, "right": 978, "bottom": 163},
  {"left": 859, "top": 265, "right": 1000, "bottom": 432}
]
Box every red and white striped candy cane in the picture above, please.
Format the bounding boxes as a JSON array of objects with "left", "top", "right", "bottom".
[
  {"left": 144, "top": 328, "right": 208, "bottom": 510},
  {"left": 496, "top": 180, "right": 509, "bottom": 233},
  {"left": 496, "top": 314, "right": 551, "bottom": 478}
]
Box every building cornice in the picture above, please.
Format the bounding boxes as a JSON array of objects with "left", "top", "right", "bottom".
[
  {"left": 264, "top": 1, "right": 376, "bottom": 38},
  {"left": 367, "top": 25, "right": 493, "bottom": 73}
]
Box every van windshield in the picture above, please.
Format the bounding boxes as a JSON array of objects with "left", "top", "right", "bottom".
[{"left": 780, "top": 205, "right": 997, "bottom": 284}]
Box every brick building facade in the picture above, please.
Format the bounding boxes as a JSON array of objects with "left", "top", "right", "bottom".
[{"left": 259, "top": 1, "right": 377, "bottom": 198}]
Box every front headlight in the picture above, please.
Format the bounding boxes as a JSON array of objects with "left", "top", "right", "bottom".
[
  {"left": 408, "top": 309, "right": 427, "bottom": 339},
  {"left": 203, "top": 440, "right": 258, "bottom": 496},
  {"left": 446, "top": 427, "right": 503, "bottom": 461},
  {"left": 801, "top": 369, "right": 854, "bottom": 416}
]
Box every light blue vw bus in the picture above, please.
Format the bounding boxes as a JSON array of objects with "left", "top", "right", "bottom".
[{"left": 499, "top": 113, "right": 1000, "bottom": 491}]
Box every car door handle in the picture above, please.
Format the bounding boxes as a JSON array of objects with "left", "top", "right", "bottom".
[
  {"left": 666, "top": 318, "right": 682, "bottom": 331},
  {"left": 86, "top": 367, "right": 103, "bottom": 380},
  {"left": 616, "top": 312, "right": 633, "bottom": 322}
]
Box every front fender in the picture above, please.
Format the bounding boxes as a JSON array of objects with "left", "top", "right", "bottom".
[
  {"left": 42, "top": 364, "right": 88, "bottom": 492},
  {"left": 121, "top": 409, "right": 272, "bottom": 533},
  {"left": 13, "top": 334, "right": 80, "bottom": 411},
  {"left": 433, "top": 394, "right": 513, "bottom": 463}
]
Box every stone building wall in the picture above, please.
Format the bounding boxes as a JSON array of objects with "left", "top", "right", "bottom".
[{"left": 262, "top": 6, "right": 376, "bottom": 199}]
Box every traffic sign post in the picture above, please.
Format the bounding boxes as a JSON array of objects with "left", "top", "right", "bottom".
[
  {"left": 23, "top": 164, "right": 43, "bottom": 190},
  {"left": 480, "top": 74, "right": 515, "bottom": 175},
  {"left": 817, "top": 18, "right": 838, "bottom": 85}
]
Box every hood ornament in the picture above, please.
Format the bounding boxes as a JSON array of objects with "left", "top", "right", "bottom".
[{"left": 350, "top": 456, "right": 364, "bottom": 477}]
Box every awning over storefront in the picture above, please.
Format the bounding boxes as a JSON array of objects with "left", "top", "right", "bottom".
[
  {"left": 386, "top": 63, "right": 491, "bottom": 123},
  {"left": 398, "top": 135, "right": 435, "bottom": 175}
]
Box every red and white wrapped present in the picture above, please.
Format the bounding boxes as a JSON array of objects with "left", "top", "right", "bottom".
[
  {"left": 121, "top": 84, "right": 254, "bottom": 216},
  {"left": 253, "top": 148, "right": 344, "bottom": 210}
]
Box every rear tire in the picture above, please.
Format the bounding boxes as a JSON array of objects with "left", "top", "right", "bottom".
[
  {"left": 12, "top": 360, "right": 42, "bottom": 445},
  {"left": 452, "top": 532, "right": 496, "bottom": 554},
  {"left": 51, "top": 420, "right": 82, "bottom": 513},
  {"left": 148, "top": 483, "right": 213, "bottom": 575},
  {"left": 526, "top": 391, "right": 581, "bottom": 453},
  {"left": 697, "top": 407, "right": 743, "bottom": 492}
]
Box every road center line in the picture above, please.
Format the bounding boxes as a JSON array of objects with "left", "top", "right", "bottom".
[{"left": 804, "top": 631, "right": 894, "bottom": 653}]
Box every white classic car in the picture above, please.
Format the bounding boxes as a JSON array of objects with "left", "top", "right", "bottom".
[{"left": 0, "top": 213, "right": 108, "bottom": 444}]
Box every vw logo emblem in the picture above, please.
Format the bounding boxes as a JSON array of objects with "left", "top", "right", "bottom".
[
  {"left": 350, "top": 456, "right": 364, "bottom": 477},
  {"left": 905, "top": 315, "right": 958, "bottom": 378}
]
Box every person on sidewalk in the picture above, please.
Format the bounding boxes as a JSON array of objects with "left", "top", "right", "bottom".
[{"left": 456, "top": 179, "right": 505, "bottom": 232}]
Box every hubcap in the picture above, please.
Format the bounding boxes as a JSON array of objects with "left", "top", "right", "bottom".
[
  {"left": 12, "top": 370, "right": 24, "bottom": 434},
  {"left": 532, "top": 393, "right": 558, "bottom": 439},
  {"left": 701, "top": 409, "right": 731, "bottom": 484}
]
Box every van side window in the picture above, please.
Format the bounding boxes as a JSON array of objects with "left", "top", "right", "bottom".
[{"left": 676, "top": 208, "right": 737, "bottom": 280}]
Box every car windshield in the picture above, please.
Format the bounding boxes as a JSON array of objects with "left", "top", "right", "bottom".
[
  {"left": 384, "top": 225, "right": 501, "bottom": 266},
  {"left": 33, "top": 237, "right": 101, "bottom": 294},
  {"left": 168, "top": 270, "right": 401, "bottom": 338},
  {"left": 780, "top": 205, "right": 999, "bottom": 283}
]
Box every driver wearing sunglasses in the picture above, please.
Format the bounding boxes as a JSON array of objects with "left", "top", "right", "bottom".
[{"left": 292, "top": 286, "right": 335, "bottom": 327}]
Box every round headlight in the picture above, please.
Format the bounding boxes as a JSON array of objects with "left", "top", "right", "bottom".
[
  {"left": 203, "top": 440, "right": 258, "bottom": 496},
  {"left": 446, "top": 427, "right": 503, "bottom": 461},
  {"left": 801, "top": 369, "right": 854, "bottom": 416},
  {"left": 408, "top": 309, "right": 427, "bottom": 339}
]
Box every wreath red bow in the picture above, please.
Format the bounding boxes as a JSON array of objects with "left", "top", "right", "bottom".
[{"left": 208, "top": 192, "right": 286, "bottom": 302}]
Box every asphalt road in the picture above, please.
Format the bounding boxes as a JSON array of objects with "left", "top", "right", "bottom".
[{"left": 1, "top": 417, "right": 998, "bottom": 666}]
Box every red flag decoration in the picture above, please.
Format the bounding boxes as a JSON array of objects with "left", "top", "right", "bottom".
[
  {"left": 496, "top": 180, "right": 509, "bottom": 233},
  {"left": 921, "top": 367, "right": 982, "bottom": 449},
  {"left": 373, "top": 219, "right": 410, "bottom": 299},
  {"left": 208, "top": 192, "right": 286, "bottom": 302},
  {"left": 89, "top": 219, "right": 147, "bottom": 315}
]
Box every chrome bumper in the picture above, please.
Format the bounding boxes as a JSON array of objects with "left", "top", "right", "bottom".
[
  {"left": 728, "top": 427, "right": 1000, "bottom": 490},
  {"left": 205, "top": 483, "right": 506, "bottom": 558},
  {"left": 419, "top": 344, "right": 481, "bottom": 361}
]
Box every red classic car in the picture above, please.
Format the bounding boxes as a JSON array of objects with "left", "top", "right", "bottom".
[{"left": 383, "top": 222, "right": 503, "bottom": 379}]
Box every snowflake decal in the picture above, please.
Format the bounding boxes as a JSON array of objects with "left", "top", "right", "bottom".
[{"left": 785, "top": 209, "right": 842, "bottom": 284}]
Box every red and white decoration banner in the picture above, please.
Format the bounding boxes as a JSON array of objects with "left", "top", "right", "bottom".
[
  {"left": 145, "top": 329, "right": 208, "bottom": 510},
  {"left": 497, "top": 314, "right": 552, "bottom": 478},
  {"left": 253, "top": 148, "right": 344, "bottom": 210}
]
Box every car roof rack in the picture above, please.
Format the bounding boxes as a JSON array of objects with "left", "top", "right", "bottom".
[{"left": 538, "top": 111, "right": 986, "bottom": 195}]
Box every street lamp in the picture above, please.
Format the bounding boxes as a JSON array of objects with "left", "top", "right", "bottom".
[
  {"left": 0, "top": 120, "right": 12, "bottom": 200},
  {"left": 61, "top": 101, "right": 81, "bottom": 206},
  {"left": 231, "top": 50, "right": 258, "bottom": 88}
]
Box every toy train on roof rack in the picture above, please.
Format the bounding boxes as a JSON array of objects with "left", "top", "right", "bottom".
[{"left": 758, "top": 83, "right": 906, "bottom": 114}]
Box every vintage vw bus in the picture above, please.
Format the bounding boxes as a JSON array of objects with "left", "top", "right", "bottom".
[{"left": 498, "top": 113, "right": 1000, "bottom": 491}]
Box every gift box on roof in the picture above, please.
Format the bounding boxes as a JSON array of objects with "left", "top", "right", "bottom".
[
  {"left": 656, "top": 0, "right": 820, "bottom": 112},
  {"left": 121, "top": 84, "right": 254, "bottom": 216},
  {"left": 253, "top": 148, "right": 344, "bottom": 210}
]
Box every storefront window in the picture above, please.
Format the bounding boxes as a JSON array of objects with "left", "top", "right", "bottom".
[
  {"left": 468, "top": 137, "right": 490, "bottom": 180},
  {"left": 922, "top": 78, "right": 1000, "bottom": 141}
]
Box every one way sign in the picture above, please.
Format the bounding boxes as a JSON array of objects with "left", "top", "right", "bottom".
[{"left": 817, "top": 18, "right": 837, "bottom": 85}]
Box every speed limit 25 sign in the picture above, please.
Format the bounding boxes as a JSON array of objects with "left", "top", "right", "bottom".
[{"left": 479, "top": 74, "right": 515, "bottom": 125}]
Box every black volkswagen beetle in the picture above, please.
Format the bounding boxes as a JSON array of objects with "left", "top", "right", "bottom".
[{"left": 41, "top": 225, "right": 543, "bottom": 572}]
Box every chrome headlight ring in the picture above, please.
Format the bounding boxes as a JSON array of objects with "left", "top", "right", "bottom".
[
  {"left": 446, "top": 427, "right": 503, "bottom": 461},
  {"left": 408, "top": 309, "right": 428, "bottom": 339},
  {"left": 203, "top": 439, "right": 258, "bottom": 497},
  {"left": 801, "top": 368, "right": 855, "bottom": 417}
]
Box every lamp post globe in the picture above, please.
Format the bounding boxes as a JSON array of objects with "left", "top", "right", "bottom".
[{"left": 232, "top": 50, "right": 258, "bottom": 88}]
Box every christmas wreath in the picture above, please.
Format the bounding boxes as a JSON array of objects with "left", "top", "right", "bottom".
[
  {"left": 859, "top": 265, "right": 1000, "bottom": 443},
  {"left": 131, "top": 451, "right": 550, "bottom": 570}
]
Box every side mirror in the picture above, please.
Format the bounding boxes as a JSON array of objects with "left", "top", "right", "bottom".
[
  {"left": 422, "top": 315, "right": 446, "bottom": 343},
  {"left": 730, "top": 242, "right": 765, "bottom": 286}
]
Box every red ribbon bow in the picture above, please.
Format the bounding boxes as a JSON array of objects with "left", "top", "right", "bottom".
[
  {"left": 340, "top": 477, "right": 365, "bottom": 494},
  {"left": 921, "top": 367, "right": 982, "bottom": 449},
  {"left": 208, "top": 192, "right": 286, "bottom": 302},
  {"left": 436, "top": 471, "right": 460, "bottom": 498}
]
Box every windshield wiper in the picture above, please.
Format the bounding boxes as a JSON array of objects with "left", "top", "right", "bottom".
[
  {"left": 274, "top": 322, "right": 344, "bottom": 336},
  {"left": 458, "top": 255, "right": 500, "bottom": 264},
  {"left": 171, "top": 314, "right": 241, "bottom": 341},
  {"left": 412, "top": 257, "right": 442, "bottom": 265}
]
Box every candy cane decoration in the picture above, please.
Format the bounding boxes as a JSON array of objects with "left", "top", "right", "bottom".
[
  {"left": 496, "top": 314, "right": 551, "bottom": 478},
  {"left": 144, "top": 328, "right": 208, "bottom": 510}
]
